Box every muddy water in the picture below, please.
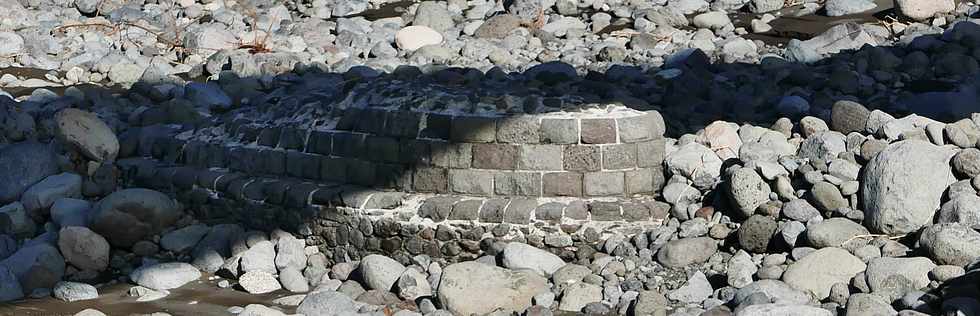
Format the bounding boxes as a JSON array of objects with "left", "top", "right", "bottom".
[{"left": 0, "top": 277, "right": 297, "bottom": 316}]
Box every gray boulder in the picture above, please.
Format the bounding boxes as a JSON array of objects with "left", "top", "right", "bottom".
[
  {"left": 160, "top": 224, "right": 209, "bottom": 253},
  {"left": 806, "top": 218, "right": 870, "bottom": 249},
  {"left": 21, "top": 172, "right": 82, "bottom": 215},
  {"left": 88, "top": 188, "right": 181, "bottom": 247},
  {"left": 279, "top": 267, "right": 309, "bottom": 293},
  {"left": 862, "top": 140, "right": 956, "bottom": 235},
  {"left": 895, "top": 0, "right": 954, "bottom": 20},
  {"left": 50, "top": 198, "right": 90, "bottom": 228},
  {"left": 798, "top": 131, "right": 847, "bottom": 161},
  {"left": 938, "top": 194, "right": 980, "bottom": 227},
  {"left": 0, "top": 266, "right": 22, "bottom": 302},
  {"left": 502, "top": 242, "right": 566, "bottom": 277},
  {"left": 0, "top": 244, "right": 65, "bottom": 294},
  {"left": 782, "top": 247, "right": 866, "bottom": 299},
  {"left": 0, "top": 142, "right": 58, "bottom": 203},
  {"left": 733, "top": 280, "right": 811, "bottom": 306},
  {"left": 130, "top": 262, "right": 202, "bottom": 290},
  {"left": 845, "top": 293, "right": 897, "bottom": 315},
  {"left": 54, "top": 108, "right": 119, "bottom": 162},
  {"left": 52, "top": 281, "right": 98, "bottom": 302},
  {"left": 918, "top": 223, "right": 980, "bottom": 266},
  {"left": 239, "top": 270, "right": 281, "bottom": 294},
  {"left": 727, "top": 168, "right": 771, "bottom": 218},
  {"left": 297, "top": 290, "right": 360, "bottom": 316},
  {"left": 0, "top": 202, "right": 35, "bottom": 239},
  {"left": 657, "top": 237, "right": 717, "bottom": 267},
  {"left": 736, "top": 303, "right": 832, "bottom": 316},
  {"left": 785, "top": 23, "right": 877, "bottom": 63},
  {"left": 360, "top": 254, "right": 406, "bottom": 291},
  {"left": 558, "top": 282, "right": 602, "bottom": 312},
  {"left": 58, "top": 226, "right": 110, "bottom": 271},
  {"left": 825, "top": 0, "right": 876, "bottom": 17},
  {"left": 666, "top": 143, "right": 723, "bottom": 184},
  {"left": 240, "top": 241, "right": 277, "bottom": 274},
  {"left": 275, "top": 236, "right": 307, "bottom": 271},
  {"left": 438, "top": 261, "right": 549, "bottom": 315},
  {"left": 667, "top": 271, "right": 713, "bottom": 304},
  {"left": 782, "top": 199, "right": 821, "bottom": 222},
  {"left": 865, "top": 257, "right": 935, "bottom": 300}
]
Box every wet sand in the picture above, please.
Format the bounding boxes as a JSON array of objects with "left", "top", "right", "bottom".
[{"left": 0, "top": 277, "right": 296, "bottom": 316}]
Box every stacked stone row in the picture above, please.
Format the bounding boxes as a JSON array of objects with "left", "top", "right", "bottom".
[{"left": 169, "top": 107, "right": 669, "bottom": 198}]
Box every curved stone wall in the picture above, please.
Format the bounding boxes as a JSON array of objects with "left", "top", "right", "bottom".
[{"left": 160, "top": 107, "right": 668, "bottom": 198}]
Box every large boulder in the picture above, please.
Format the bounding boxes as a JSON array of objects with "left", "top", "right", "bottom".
[
  {"left": 805, "top": 218, "right": 870, "bottom": 248},
  {"left": 359, "top": 254, "right": 406, "bottom": 291},
  {"left": 733, "top": 280, "right": 811, "bottom": 306},
  {"left": 129, "top": 262, "right": 202, "bottom": 290},
  {"left": 0, "top": 266, "right": 22, "bottom": 302},
  {"left": 864, "top": 257, "right": 935, "bottom": 300},
  {"left": 862, "top": 140, "right": 956, "bottom": 235},
  {"left": 895, "top": 0, "right": 954, "bottom": 20},
  {"left": 736, "top": 303, "right": 832, "bottom": 316},
  {"left": 727, "top": 168, "right": 771, "bottom": 218},
  {"left": 21, "top": 172, "right": 82, "bottom": 214},
  {"left": 502, "top": 242, "right": 566, "bottom": 277},
  {"left": 785, "top": 23, "right": 877, "bottom": 63},
  {"left": 0, "top": 244, "right": 65, "bottom": 294},
  {"left": 297, "top": 290, "right": 360, "bottom": 316},
  {"left": 58, "top": 226, "right": 110, "bottom": 272},
  {"left": 918, "top": 223, "right": 980, "bottom": 266},
  {"left": 0, "top": 202, "right": 35, "bottom": 239},
  {"left": 160, "top": 224, "right": 209, "bottom": 253},
  {"left": 666, "top": 143, "right": 724, "bottom": 185},
  {"left": 657, "top": 237, "right": 717, "bottom": 267},
  {"left": 0, "top": 142, "right": 59, "bottom": 203},
  {"left": 782, "top": 247, "right": 866, "bottom": 300},
  {"left": 88, "top": 188, "right": 181, "bottom": 247},
  {"left": 54, "top": 108, "right": 119, "bottom": 162},
  {"left": 438, "top": 261, "right": 549, "bottom": 315}
]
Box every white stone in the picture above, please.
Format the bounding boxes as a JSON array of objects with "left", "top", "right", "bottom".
[{"left": 395, "top": 26, "right": 444, "bottom": 51}]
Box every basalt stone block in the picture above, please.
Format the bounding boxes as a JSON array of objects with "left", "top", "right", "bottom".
[
  {"left": 355, "top": 109, "right": 388, "bottom": 135},
  {"left": 419, "top": 196, "right": 461, "bottom": 222},
  {"left": 536, "top": 202, "right": 565, "bottom": 221},
  {"left": 479, "top": 198, "right": 509, "bottom": 223},
  {"left": 311, "top": 185, "right": 344, "bottom": 206},
  {"left": 375, "top": 164, "right": 411, "bottom": 191},
  {"left": 584, "top": 172, "right": 625, "bottom": 196},
  {"left": 307, "top": 131, "right": 333, "bottom": 155},
  {"left": 589, "top": 202, "right": 622, "bottom": 221},
  {"left": 279, "top": 128, "right": 306, "bottom": 150},
  {"left": 625, "top": 168, "right": 655, "bottom": 195},
  {"left": 413, "top": 167, "right": 448, "bottom": 193},
  {"left": 215, "top": 173, "right": 245, "bottom": 192},
  {"left": 285, "top": 183, "right": 318, "bottom": 208},
  {"left": 565, "top": 200, "right": 588, "bottom": 220},
  {"left": 286, "top": 151, "right": 320, "bottom": 179},
  {"left": 449, "top": 169, "right": 494, "bottom": 196},
  {"left": 260, "top": 149, "right": 287, "bottom": 176},
  {"left": 399, "top": 139, "right": 431, "bottom": 165},
  {"left": 421, "top": 114, "right": 452, "bottom": 140},
  {"left": 258, "top": 127, "right": 281, "bottom": 147},
  {"left": 387, "top": 111, "right": 421, "bottom": 138},
  {"left": 225, "top": 177, "right": 253, "bottom": 199},
  {"left": 263, "top": 181, "right": 292, "bottom": 205},
  {"left": 320, "top": 157, "right": 348, "bottom": 182},
  {"left": 540, "top": 118, "right": 579, "bottom": 144},
  {"left": 162, "top": 139, "right": 186, "bottom": 163},
  {"left": 451, "top": 116, "right": 496, "bottom": 143},
  {"left": 206, "top": 144, "right": 226, "bottom": 168},
  {"left": 431, "top": 143, "right": 471, "bottom": 168},
  {"left": 472, "top": 144, "right": 519, "bottom": 170},
  {"left": 617, "top": 113, "right": 664, "bottom": 143},
  {"left": 543, "top": 172, "right": 583, "bottom": 197},
  {"left": 197, "top": 170, "right": 224, "bottom": 190},
  {"left": 581, "top": 118, "right": 617, "bottom": 144},
  {"left": 622, "top": 202, "right": 652, "bottom": 221},
  {"left": 334, "top": 132, "right": 368, "bottom": 158},
  {"left": 363, "top": 192, "right": 405, "bottom": 210},
  {"left": 636, "top": 139, "right": 667, "bottom": 168},
  {"left": 494, "top": 172, "right": 542, "bottom": 196},
  {"left": 603, "top": 143, "right": 637, "bottom": 170},
  {"left": 335, "top": 108, "right": 363, "bottom": 131},
  {"left": 519, "top": 145, "right": 563, "bottom": 171},
  {"left": 339, "top": 189, "right": 374, "bottom": 208},
  {"left": 182, "top": 141, "right": 204, "bottom": 167},
  {"left": 346, "top": 159, "right": 376, "bottom": 186},
  {"left": 242, "top": 179, "right": 268, "bottom": 201},
  {"left": 503, "top": 198, "right": 537, "bottom": 224},
  {"left": 172, "top": 167, "right": 199, "bottom": 190},
  {"left": 230, "top": 147, "right": 262, "bottom": 173},
  {"left": 564, "top": 145, "right": 601, "bottom": 171},
  {"left": 237, "top": 125, "right": 260, "bottom": 143},
  {"left": 365, "top": 136, "right": 399, "bottom": 163},
  {"left": 450, "top": 199, "right": 483, "bottom": 220},
  {"left": 497, "top": 117, "right": 541, "bottom": 143}
]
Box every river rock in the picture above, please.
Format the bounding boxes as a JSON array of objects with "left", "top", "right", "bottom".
[
  {"left": 0, "top": 244, "right": 65, "bottom": 293},
  {"left": 239, "top": 270, "right": 281, "bottom": 294},
  {"left": 58, "top": 226, "right": 110, "bottom": 272},
  {"left": 825, "top": 0, "right": 876, "bottom": 17},
  {"left": 21, "top": 172, "right": 82, "bottom": 215},
  {"left": 0, "top": 202, "right": 35, "bottom": 239},
  {"left": 360, "top": 254, "right": 406, "bottom": 291},
  {"left": 865, "top": 257, "right": 935, "bottom": 300},
  {"left": 806, "top": 218, "right": 870, "bottom": 249},
  {"left": 862, "top": 140, "right": 956, "bottom": 235},
  {"left": 438, "top": 261, "right": 549, "bottom": 315},
  {"left": 54, "top": 109, "right": 119, "bottom": 162},
  {"left": 733, "top": 280, "right": 811, "bottom": 306},
  {"left": 50, "top": 198, "right": 90, "bottom": 228},
  {"left": 395, "top": 26, "right": 444, "bottom": 51},
  {"left": 657, "top": 237, "right": 717, "bottom": 268},
  {"left": 937, "top": 194, "right": 980, "bottom": 226},
  {"left": 845, "top": 293, "right": 897, "bottom": 315},
  {"left": 297, "top": 290, "right": 360, "bottom": 316},
  {"left": 161, "top": 224, "right": 209, "bottom": 253},
  {"left": 667, "top": 271, "right": 713, "bottom": 304},
  {"left": 558, "top": 282, "right": 602, "bottom": 312},
  {"left": 895, "top": 0, "right": 954, "bottom": 20},
  {"left": 130, "top": 262, "right": 202, "bottom": 290},
  {"left": 782, "top": 247, "right": 866, "bottom": 299},
  {"left": 52, "top": 281, "right": 98, "bottom": 302},
  {"left": 0, "top": 142, "right": 58, "bottom": 203},
  {"left": 918, "top": 223, "right": 980, "bottom": 266},
  {"left": 727, "top": 168, "right": 771, "bottom": 218},
  {"left": 502, "top": 242, "right": 566, "bottom": 277},
  {"left": 88, "top": 188, "right": 181, "bottom": 247},
  {"left": 737, "top": 303, "right": 832, "bottom": 316}
]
